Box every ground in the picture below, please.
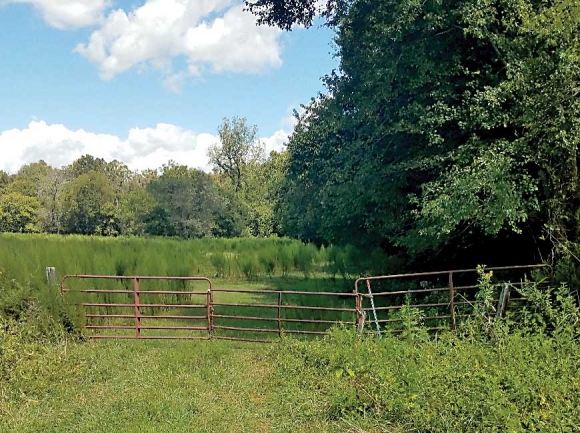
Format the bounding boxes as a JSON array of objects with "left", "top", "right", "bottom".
[{"left": 1, "top": 339, "right": 344, "bottom": 433}]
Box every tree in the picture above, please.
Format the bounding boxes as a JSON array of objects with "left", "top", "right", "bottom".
[
  {"left": 37, "top": 167, "right": 67, "bottom": 233},
  {"left": 0, "top": 192, "right": 40, "bottom": 233},
  {"left": 146, "top": 164, "right": 224, "bottom": 238},
  {"left": 67, "top": 155, "right": 107, "bottom": 179},
  {"left": 104, "top": 160, "right": 133, "bottom": 197},
  {"left": 244, "top": 150, "right": 288, "bottom": 237},
  {"left": 245, "top": 0, "right": 345, "bottom": 29},
  {"left": 208, "top": 117, "right": 265, "bottom": 192},
  {"left": 0, "top": 171, "right": 9, "bottom": 192},
  {"left": 5, "top": 161, "right": 51, "bottom": 197},
  {"left": 118, "top": 188, "right": 156, "bottom": 235},
  {"left": 61, "top": 170, "right": 117, "bottom": 235},
  {"left": 280, "top": 0, "right": 580, "bottom": 266}
]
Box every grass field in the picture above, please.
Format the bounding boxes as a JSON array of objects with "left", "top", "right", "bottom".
[
  {"left": 0, "top": 233, "right": 393, "bottom": 288},
  {"left": 2, "top": 328, "right": 579, "bottom": 432},
  {"left": 0, "top": 233, "right": 364, "bottom": 341},
  {"left": 1, "top": 339, "right": 344, "bottom": 433},
  {"left": 2, "top": 233, "right": 580, "bottom": 432}
]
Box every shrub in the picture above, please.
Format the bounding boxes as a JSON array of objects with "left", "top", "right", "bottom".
[
  {"left": 258, "top": 247, "right": 277, "bottom": 277},
  {"left": 209, "top": 253, "right": 229, "bottom": 278},
  {"left": 239, "top": 254, "right": 262, "bottom": 281},
  {"left": 271, "top": 326, "right": 580, "bottom": 432},
  {"left": 277, "top": 246, "right": 293, "bottom": 277},
  {"left": 293, "top": 243, "right": 316, "bottom": 278}
]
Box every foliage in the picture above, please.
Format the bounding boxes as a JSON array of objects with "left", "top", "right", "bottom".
[
  {"left": 60, "top": 170, "right": 117, "bottom": 235},
  {"left": 208, "top": 117, "right": 284, "bottom": 238},
  {"left": 245, "top": 0, "right": 346, "bottom": 29},
  {"left": 1, "top": 137, "right": 285, "bottom": 240},
  {"left": 277, "top": 0, "right": 580, "bottom": 268},
  {"left": 208, "top": 117, "right": 265, "bottom": 193},
  {"left": 273, "top": 326, "right": 580, "bottom": 432},
  {"left": 146, "top": 163, "right": 223, "bottom": 239},
  {"left": 1, "top": 237, "right": 580, "bottom": 432},
  {"left": 0, "top": 192, "right": 40, "bottom": 233},
  {"left": 0, "top": 233, "right": 363, "bottom": 287}
]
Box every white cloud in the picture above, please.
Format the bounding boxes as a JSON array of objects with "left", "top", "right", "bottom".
[
  {"left": 0, "top": 120, "right": 290, "bottom": 174},
  {"left": 3, "top": 0, "right": 111, "bottom": 29},
  {"left": 262, "top": 129, "right": 289, "bottom": 155},
  {"left": 74, "top": 0, "right": 283, "bottom": 83}
]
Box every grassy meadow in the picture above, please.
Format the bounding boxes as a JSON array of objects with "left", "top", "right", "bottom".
[
  {"left": 2, "top": 233, "right": 580, "bottom": 432},
  {"left": 0, "top": 233, "right": 375, "bottom": 341},
  {"left": 0, "top": 233, "right": 395, "bottom": 286}
]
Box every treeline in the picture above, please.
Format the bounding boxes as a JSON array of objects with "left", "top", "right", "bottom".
[{"left": 0, "top": 117, "right": 286, "bottom": 239}]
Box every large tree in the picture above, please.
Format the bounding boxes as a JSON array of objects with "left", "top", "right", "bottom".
[
  {"left": 208, "top": 117, "right": 265, "bottom": 193},
  {"left": 146, "top": 163, "right": 224, "bottom": 239},
  {"left": 5, "top": 161, "right": 51, "bottom": 198},
  {"left": 279, "top": 0, "right": 580, "bottom": 266},
  {"left": 37, "top": 167, "right": 67, "bottom": 233},
  {"left": 0, "top": 192, "right": 40, "bottom": 233},
  {"left": 61, "top": 170, "right": 117, "bottom": 235}
]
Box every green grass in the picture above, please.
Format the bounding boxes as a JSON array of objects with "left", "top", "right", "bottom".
[
  {"left": 0, "top": 233, "right": 396, "bottom": 287},
  {"left": 2, "top": 327, "right": 579, "bottom": 432},
  {"left": 1, "top": 338, "right": 343, "bottom": 432},
  {"left": 271, "top": 328, "right": 580, "bottom": 432},
  {"left": 1, "top": 234, "right": 580, "bottom": 432},
  {"left": 0, "top": 233, "right": 363, "bottom": 341}
]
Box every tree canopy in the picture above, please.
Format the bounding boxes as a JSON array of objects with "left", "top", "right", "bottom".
[{"left": 277, "top": 0, "right": 580, "bottom": 266}]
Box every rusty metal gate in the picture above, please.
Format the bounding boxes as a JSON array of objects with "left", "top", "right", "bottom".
[
  {"left": 61, "top": 275, "right": 212, "bottom": 340},
  {"left": 61, "top": 264, "right": 549, "bottom": 342},
  {"left": 354, "top": 264, "right": 549, "bottom": 335},
  {"left": 60, "top": 275, "right": 359, "bottom": 342}
]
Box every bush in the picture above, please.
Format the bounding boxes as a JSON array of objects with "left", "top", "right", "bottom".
[
  {"left": 271, "top": 326, "right": 580, "bottom": 432},
  {"left": 271, "top": 276, "right": 580, "bottom": 432},
  {"left": 239, "top": 254, "right": 262, "bottom": 281},
  {"left": 258, "top": 247, "right": 277, "bottom": 277},
  {"left": 209, "top": 253, "right": 229, "bottom": 278},
  {"left": 277, "top": 246, "right": 293, "bottom": 277},
  {"left": 293, "top": 243, "right": 316, "bottom": 278}
]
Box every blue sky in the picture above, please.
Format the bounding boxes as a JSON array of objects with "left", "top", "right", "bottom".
[{"left": 0, "top": 0, "right": 337, "bottom": 173}]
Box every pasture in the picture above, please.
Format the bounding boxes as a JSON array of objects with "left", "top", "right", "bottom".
[{"left": 1, "top": 233, "right": 580, "bottom": 432}]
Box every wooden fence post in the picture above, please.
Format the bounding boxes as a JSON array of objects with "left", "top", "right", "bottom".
[{"left": 46, "top": 267, "right": 57, "bottom": 285}]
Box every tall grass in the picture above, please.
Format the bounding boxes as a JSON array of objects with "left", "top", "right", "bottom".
[
  {"left": 0, "top": 234, "right": 329, "bottom": 285},
  {"left": 0, "top": 233, "right": 382, "bottom": 338},
  {"left": 0, "top": 233, "right": 401, "bottom": 289}
]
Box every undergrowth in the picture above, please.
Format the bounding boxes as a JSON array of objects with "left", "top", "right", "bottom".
[{"left": 270, "top": 269, "right": 580, "bottom": 432}]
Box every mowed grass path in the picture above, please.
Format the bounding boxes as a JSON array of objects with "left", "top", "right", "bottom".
[{"left": 1, "top": 339, "right": 342, "bottom": 433}]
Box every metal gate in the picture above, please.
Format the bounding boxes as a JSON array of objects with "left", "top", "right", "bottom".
[
  {"left": 61, "top": 264, "right": 549, "bottom": 341},
  {"left": 354, "top": 264, "right": 549, "bottom": 336},
  {"left": 60, "top": 275, "right": 359, "bottom": 342},
  {"left": 61, "top": 275, "right": 212, "bottom": 340}
]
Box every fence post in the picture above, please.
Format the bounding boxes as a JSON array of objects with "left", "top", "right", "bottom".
[
  {"left": 207, "top": 286, "right": 214, "bottom": 339},
  {"left": 46, "top": 267, "right": 57, "bottom": 285},
  {"left": 354, "top": 280, "right": 364, "bottom": 334},
  {"left": 496, "top": 283, "right": 511, "bottom": 319},
  {"left": 366, "top": 280, "right": 381, "bottom": 338},
  {"left": 278, "top": 292, "right": 282, "bottom": 338},
  {"left": 449, "top": 272, "right": 456, "bottom": 331},
  {"left": 355, "top": 294, "right": 366, "bottom": 333},
  {"left": 134, "top": 278, "right": 141, "bottom": 339}
]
